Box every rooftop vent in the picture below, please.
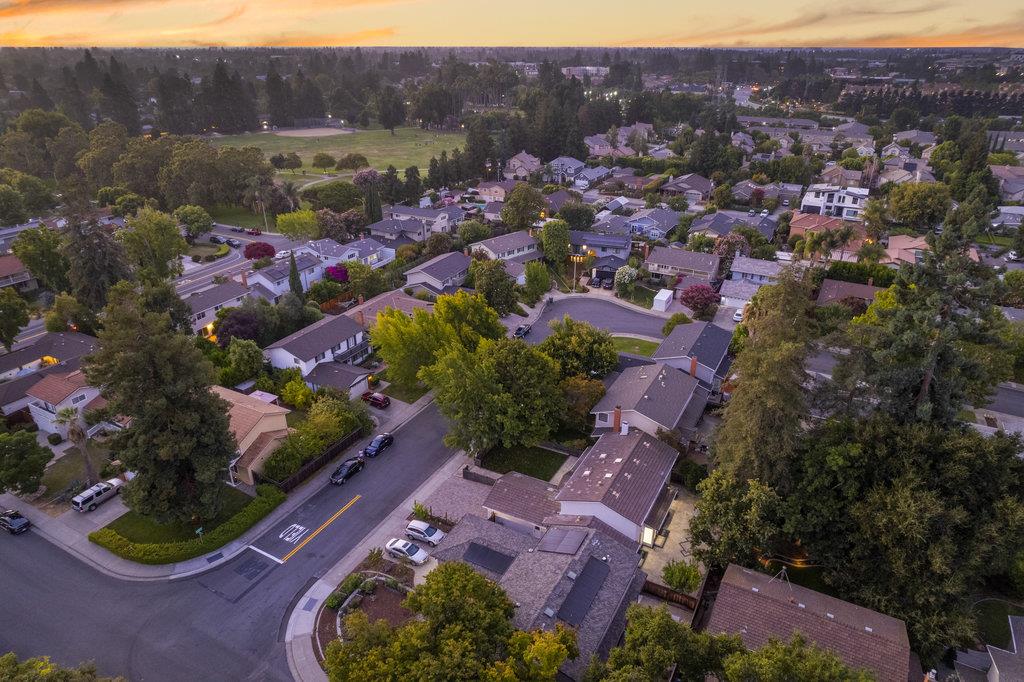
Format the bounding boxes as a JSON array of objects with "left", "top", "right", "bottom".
[
  {"left": 797, "top": 603, "right": 805, "bottom": 609},
  {"left": 567, "top": 571, "right": 578, "bottom": 580},
  {"left": 543, "top": 607, "right": 555, "bottom": 618},
  {"left": 582, "top": 470, "right": 591, "bottom": 476},
  {"left": 826, "top": 612, "right": 835, "bottom": 619},
  {"left": 751, "top": 587, "right": 759, "bottom": 593},
  {"left": 604, "top": 473, "right": 613, "bottom": 479},
  {"left": 613, "top": 457, "right": 623, "bottom": 463},
  {"left": 864, "top": 626, "right": 873, "bottom": 633}
]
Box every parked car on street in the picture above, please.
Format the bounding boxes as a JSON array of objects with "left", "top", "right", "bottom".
[
  {"left": 71, "top": 478, "right": 125, "bottom": 512},
  {"left": 361, "top": 433, "right": 394, "bottom": 458},
  {"left": 513, "top": 324, "right": 531, "bottom": 338},
  {"left": 247, "top": 228, "right": 262, "bottom": 236},
  {"left": 360, "top": 391, "right": 391, "bottom": 409},
  {"left": 208, "top": 235, "right": 225, "bottom": 244},
  {"left": 0, "top": 509, "right": 30, "bottom": 535},
  {"left": 406, "top": 520, "right": 446, "bottom": 546},
  {"left": 329, "top": 456, "right": 365, "bottom": 485},
  {"left": 1009, "top": 251, "right": 1022, "bottom": 262},
  {"left": 225, "top": 238, "right": 242, "bottom": 248},
  {"left": 385, "top": 538, "right": 430, "bottom": 565},
  {"left": 230, "top": 226, "right": 245, "bottom": 233},
  {"left": 760, "top": 209, "right": 769, "bottom": 217}
]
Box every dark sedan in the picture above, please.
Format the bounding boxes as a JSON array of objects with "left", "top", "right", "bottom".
[
  {"left": 329, "top": 457, "right": 365, "bottom": 485},
  {"left": 361, "top": 432, "right": 394, "bottom": 458},
  {"left": 0, "top": 509, "right": 31, "bottom": 535}
]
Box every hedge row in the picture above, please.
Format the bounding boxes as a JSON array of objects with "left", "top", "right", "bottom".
[{"left": 88, "top": 484, "right": 286, "bottom": 565}]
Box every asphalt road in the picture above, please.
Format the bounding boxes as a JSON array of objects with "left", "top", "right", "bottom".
[
  {"left": 529, "top": 297, "right": 665, "bottom": 343},
  {"left": 0, "top": 403, "right": 455, "bottom": 681}
]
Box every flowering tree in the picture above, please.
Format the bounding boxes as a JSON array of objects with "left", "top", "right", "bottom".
[
  {"left": 243, "top": 241, "right": 275, "bottom": 260},
  {"left": 325, "top": 264, "right": 349, "bottom": 283},
  {"left": 613, "top": 265, "right": 638, "bottom": 294},
  {"left": 713, "top": 232, "right": 751, "bottom": 276},
  {"left": 680, "top": 284, "right": 718, "bottom": 318}
]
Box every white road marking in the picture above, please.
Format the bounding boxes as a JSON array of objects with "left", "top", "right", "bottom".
[{"left": 247, "top": 545, "right": 284, "bottom": 564}]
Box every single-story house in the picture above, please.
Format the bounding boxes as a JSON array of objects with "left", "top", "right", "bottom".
[
  {"left": 571, "top": 231, "right": 631, "bottom": 260},
  {"left": 483, "top": 201, "right": 503, "bottom": 223},
  {"left": 591, "top": 363, "right": 709, "bottom": 441},
  {"left": 214, "top": 386, "right": 291, "bottom": 486},
  {"left": 344, "top": 290, "right": 433, "bottom": 328},
  {"left": 368, "top": 217, "right": 429, "bottom": 243},
  {"left": 645, "top": 246, "right": 721, "bottom": 281},
  {"left": 404, "top": 251, "right": 471, "bottom": 295},
  {"left": 303, "top": 361, "right": 370, "bottom": 400},
  {"left": 701, "top": 564, "right": 912, "bottom": 682},
  {"left": 652, "top": 321, "right": 732, "bottom": 390},
  {"left": 544, "top": 189, "right": 577, "bottom": 216},
  {"left": 574, "top": 166, "right": 612, "bottom": 190},
  {"left": 627, "top": 208, "right": 681, "bottom": 240},
  {"left": 469, "top": 230, "right": 539, "bottom": 263},
  {"left": 303, "top": 237, "right": 394, "bottom": 270},
  {"left": 719, "top": 279, "right": 763, "bottom": 309},
  {"left": 816, "top": 279, "right": 884, "bottom": 306},
  {"left": 661, "top": 173, "right": 713, "bottom": 203}
]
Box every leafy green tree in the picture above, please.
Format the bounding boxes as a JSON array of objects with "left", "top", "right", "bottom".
[
  {"left": 688, "top": 470, "right": 783, "bottom": 571},
  {"left": 54, "top": 406, "right": 98, "bottom": 485},
  {"left": 120, "top": 208, "right": 188, "bottom": 281},
  {"left": 172, "top": 205, "right": 214, "bottom": 240},
  {"left": 227, "top": 338, "right": 264, "bottom": 380},
  {"left": 421, "top": 338, "right": 562, "bottom": 454},
  {"left": 722, "top": 635, "right": 874, "bottom": 682},
  {"left": 595, "top": 605, "right": 743, "bottom": 682},
  {"left": 11, "top": 226, "right": 69, "bottom": 293},
  {"left": 560, "top": 375, "right": 605, "bottom": 433},
  {"left": 861, "top": 198, "right": 888, "bottom": 241},
  {"left": 0, "top": 652, "right": 117, "bottom": 681},
  {"left": 557, "top": 201, "right": 595, "bottom": 231},
  {"left": 374, "top": 86, "right": 406, "bottom": 134},
  {"left": 888, "top": 182, "right": 952, "bottom": 230},
  {"left": 311, "top": 152, "right": 337, "bottom": 173},
  {"left": 501, "top": 183, "right": 546, "bottom": 231},
  {"left": 304, "top": 181, "right": 363, "bottom": 213},
  {"left": 0, "top": 288, "right": 28, "bottom": 351},
  {"left": 0, "top": 430, "right": 50, "bottom": 494},
  {"left": 523, "top": 260, "right": 551, "bottom": 304},
  {"left": 276, "top": 209, "right": 319, "bottom": 241},
  {"left": 138, "top": 280, "right": 191, "bottom": 333},
  {"left": 63, "top": 221, "right": 132, "bottom": 311},
  {"left": 662, "top": 558, "right": 701, "bottom": 593},
  {"left": 458, "top": 219, "right": 490, "bottom": 245},
  {"left": 336, "top": 153, "right": 369, "bottom": 170},
  {"left": 661, "top": 312, "right": 692, "bottom": 336},
  {"left": 281, "top": 377, "right": 313, "bottom": 409},
  {"left": 424, "top": 232, "right": 452, "bottom": 258},
  {"left": 307, "top": 279, "right": 343, "bottom": 304},
  {"left": 471, "top": 259, "right": 517, "bottom": 316},
  {"left": 85, "top": 282, "right": 235, "bottom": 524},
  {"left": 0, "top": 184, "right": 26, "bottom": 226},
  {"left": 45, "top": 292, "right": 97, "bottom": 334},
  {"left": 343, "top": 260, "right": 387, "bottom": 301},
  {"left": 541, "top": 219, "right": 570, "bottom": 267},
  {"left": 288, "top": 252, "right": 303, "bottom": 296},
  {"left": 539, "top": 315, "right": 618, "bottom": 379}
]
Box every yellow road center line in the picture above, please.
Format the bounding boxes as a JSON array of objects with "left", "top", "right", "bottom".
[{"left": 281, "top": 495, "right": 361, "bottom": 563}]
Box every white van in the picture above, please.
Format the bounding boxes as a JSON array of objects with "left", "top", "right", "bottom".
[{"left": 71, "top": 478, "right": 125, "bottom": 512}]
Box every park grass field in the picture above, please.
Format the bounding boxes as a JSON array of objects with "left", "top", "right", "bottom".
[{"left": 207, "top": 126, "right": 466, "bottom": 173}]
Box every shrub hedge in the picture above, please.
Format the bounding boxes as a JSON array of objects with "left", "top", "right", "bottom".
[{"left": 88, "top": 485, "right": 286, "bottom": 565}]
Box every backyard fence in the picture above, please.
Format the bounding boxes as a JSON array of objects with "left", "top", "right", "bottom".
[
  {"left": 642, "top": 579, "right": 698, "bottom": 610},
  {"left": 258, "top": 428, "right": 364, "bottom": 493}
]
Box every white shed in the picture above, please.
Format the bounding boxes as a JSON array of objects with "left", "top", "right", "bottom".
[{"left": 652, "top": 288, "right": 674, "bottom": 312}]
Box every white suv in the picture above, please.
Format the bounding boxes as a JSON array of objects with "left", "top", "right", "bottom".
[
  {"left": 406, "top": 520, "right": 446, "bottom": 547},
  {"left": 71, "top": 478, "right": 126, "bottom": 512}
]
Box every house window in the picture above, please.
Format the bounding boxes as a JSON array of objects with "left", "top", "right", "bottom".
[
  {"left": 293, "top": 357, "right": 300, "bottom": 364},
  {"left": 597, "top": 413, "right": 608, "bottom": 423},
  {"left": 316, "top": 352, "right": 326, "bottom": 361},
  {"left": 71, "top": 394, "right": 86, "bottom": 405}
]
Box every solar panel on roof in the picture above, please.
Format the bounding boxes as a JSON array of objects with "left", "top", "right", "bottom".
[
  {"left": 556, "top": 556, "right": 610, "bottom": 626},
  {"left": 464, "top": 542, "right": 515, "bottom": 575},
  {"left": 538, "top": 527, "right": 587, "bottom": 555}
]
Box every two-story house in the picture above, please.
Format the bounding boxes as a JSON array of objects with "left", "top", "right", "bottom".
[
  {"left": 546, "top": 156, "right": 586, "bottom": 184},
  {"left": 799, "top": 183, "right": 869, "bottom": 220},
  {"left": 469, "top": 231, "right": 540, "bottom": 286},
  {"left": 214, "top": 386, "right": 292, "bottom": 486},
  {"left": 248, "top": 252, "right": 323, "bottom": 303},
  {"left": 652, "top": 321, "right": 733, "bottom": 391},
  {"left": 661, "top": 173, "right": 713, "bottom": 203},
  {"left": 265, "top": 314, "right": 370, "bottom": 378},
  {"left": 383, "top": 204, "right": 464, "bottom": 236},
  {"left": 26, "top": 370, "right": 101, "bottom": 436},
  {"left": 626, "top": 208, "right": 681, "bottom": 240},
  {"left": 187, "top": 281, "right": 251, "bottom": 336},
  {"left": 503, "top": 151, "right": 542, "bottom": 180},
  {"left": 368, "top": 217, "right": 429, "bottom": 242},
  {"left": 404, "top": 251, "right": 471, "bottom": 295},
  {"left": 477, "top": 180, "right": 520, "bottom": 203},
  {"left": 573, "top": 165, "right": 612, "bottom": 190},
  {"left": 0, "top": 254, "right": 36, "bottom": 293},
  {"left": 0, "top": 332, "right": 98, "bottom": 418},
  {"left": 301, "top": 237, "right": 395, "bottom": 270},
  {"left": 570, "top": 231, "right": 630, "bottom": 260}
]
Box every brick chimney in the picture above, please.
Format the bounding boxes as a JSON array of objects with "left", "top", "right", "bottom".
[
  {"left": 358, "top": 294, "right": 364, "bottom": 305},
  {"left": 613, "top": 405, "right": 621, "bottom": 431},
  {"left": 356, "top": 309, "right": 365, "bottom": 326},
  {"left": 240, "top": 270, "right": 248, "bottom": 287},
  {"left": 643, "top": 242, "right": 650, "bottom": 258},
  {"left": 689, "top": 356, "right": 698, "bottom": 377},
  {"left": 464, "top": 247, "right": 470, "bottom": 256}
]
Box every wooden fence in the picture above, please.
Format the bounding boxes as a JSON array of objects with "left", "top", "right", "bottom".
[
  {"left": 642, "top": 579, "right": 698, "bottom": 610},
  {"left": 258, "top": 428, "right": 364, "bottom": 493}
]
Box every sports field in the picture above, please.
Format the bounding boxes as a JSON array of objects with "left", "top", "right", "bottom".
[{"left": 207, "top": 126, "right": 466, "bottom": 173}]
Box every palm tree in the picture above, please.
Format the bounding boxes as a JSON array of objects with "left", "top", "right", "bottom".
[
  {"left": 54, "top": 407, "right": 98, "bottom": 485},
  {"left": 857, "top": 241, "right": 886, "bottom": 264},
  {"left": 831, "top": 225, "right": 857, "bottom": 261},
  {"left": 798, "top": 230, "right": 829, "bottom": 264},
  {"left": 279, "top": 181, "right": 300, "bottom": 212}
]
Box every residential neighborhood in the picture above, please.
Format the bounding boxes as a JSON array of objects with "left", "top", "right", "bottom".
[{"left": 2, "top": 39, "right": 1024, "bottom": 682}]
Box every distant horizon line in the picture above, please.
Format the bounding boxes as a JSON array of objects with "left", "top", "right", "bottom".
[{"left": 0, "top": 44, "right": 1019, "bottom": 50}]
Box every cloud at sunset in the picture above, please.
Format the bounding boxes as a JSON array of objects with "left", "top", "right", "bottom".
[{"left": 0, "top": 0, "right": 1018, "bottom": 47}]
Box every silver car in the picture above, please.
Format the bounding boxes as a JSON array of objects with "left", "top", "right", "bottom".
[
  {"left": 385, "top": 538, "right": 430, "bottom": 565},
  {"left": 405, "top": 520, "right": 446, "bottom": 547},
  {"left": 71, "top": 478, "right": 125, "bottom": 512}
]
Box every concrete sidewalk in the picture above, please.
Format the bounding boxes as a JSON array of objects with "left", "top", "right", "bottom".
[
  {"left": 285, "top": 450, "right": 472, "bottom": 682},
  {"left": 3, "top": 390, "right": 436, "bottom": 583}
]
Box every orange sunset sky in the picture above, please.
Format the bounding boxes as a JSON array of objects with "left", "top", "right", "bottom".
[{"left": 0, "top": 0, "right": 1020, "bottom": 48}]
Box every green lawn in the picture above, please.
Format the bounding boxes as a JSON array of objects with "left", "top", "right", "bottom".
[
  {"left": 974, "top": 599, "right": 1024, "bottom": 649},
  {"left": 39, "top": 445, "right": 111, "bottom": 500},
  {"left": 978, "top": 233, "right": 1013, "bottom": 247},
  {"left": 382, "top": 380, "right": 429, "bottom": 404},
  {"left": 612, "top": 336, "right": 660, "bottom": 357},
  {"left": 620, "top": 285, "right": 657, "bottom": 309},
  {"left": 208, "top": 126, "right": 466, "bottom": 174},
  {"left": 209, "top": 205, "right": 275, "bottom": 230},
  {"left": 479, "top": 446, "right": 567, "bottom": 482},
  {"left": 106, "top": 485, "right": 253, "bottom": 544},
  {"left": 187, "top": 242, "right": 221, "bottom": 257}
]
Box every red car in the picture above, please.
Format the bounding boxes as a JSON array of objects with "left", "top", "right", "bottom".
[
  {"left": 361, "top": 391, "right": 391, "bottom": 409},
  {"left": 246, "top": 228, "right": 262, "bottom": 236}
]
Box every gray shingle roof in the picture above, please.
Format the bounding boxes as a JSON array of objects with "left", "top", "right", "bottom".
[
  {"left": 368, "top": 218, "right": 423, "bottom": 236},
  {"left": 482, "top": 472, "right": 560, "bottom": 526},
  {"left": 730, "top": 256, "right": 782, "bottom": 279},
  {"left": 186, "top": 282, "right": 250, "bottom": 315},
  {"left": 304, "top": 361, "right": 369, "bottom": 390},
  {"left": 719, "top": 279, "right": 762, "bottom": 302},
  {"left": 306, "top": 238, "right": 350, "bottom": 258},
  {"left": 0, "top": 331, "right": 97, "bottom": 375},
  {"left": 645, "top": 246, "right": 720, "bottom": 276},
  {"left": 471, "top": 230, "right": 536, "bottom": 256},
  {"left": 653, "top": 322, "right": 732, "bottom": 376},
  {"left": 406, "top": 251, "right": 470, "bottom": 281},
  {"left": 555, "top": 430, "right": 678, "bottom": 526},
  {"left": 256, "top": 253, "right": 321, "bottom": 282},
  {"left": 570, "top": 230, "right": 630, "bottom": 250},
  {"left": 592, "top": 215, "right": 631, "bottom": 236},
  {"left": 265, "top": 314, "right": 365, "bottom": 361},
  {"left": 343, "top": 237, "right": 386, "bottom": 259},
  {"left": 593, "top": 363, "right": 701, "bottom": 432}
]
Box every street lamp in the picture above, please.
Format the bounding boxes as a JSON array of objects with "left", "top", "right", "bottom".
[{"left": 571, "top": 249, "right": 587, "bottom": 293}]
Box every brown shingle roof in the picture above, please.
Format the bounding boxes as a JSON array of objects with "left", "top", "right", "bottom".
[
  {"left": 483, "top": 472, "right": 560, "bottom": 526},
  {"left": 211, "top": 386, "right": 290, "bottom": 445},
  {"left": 705, "top": 564, "right": 911, "bottom": 682},
  {"left": 555, "top": 431, "right": 678, "bottom": 526},
  {"left": 26, "top": 370, "right": 89, "bottom": 405},
  {"left": 816, "top": 279, "right": 884, "bottom": 306},
  {"left": 0, "top": 254, "right": 27, "bottom": 278},
  {"left": 344, "top": 290, "right": 432, "bottom": 327},
  {"left": 235, "top": 428, "right": 291, "bottom": 470}
]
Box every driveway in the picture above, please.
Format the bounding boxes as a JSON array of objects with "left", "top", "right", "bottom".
[
  {"left": 529, "top": 297, "right": 665, "bottom": 343},
  {"left": 0, "top": 404, "right": 455, "bottom": 681}
]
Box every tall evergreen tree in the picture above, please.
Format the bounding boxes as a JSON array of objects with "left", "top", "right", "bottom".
[
  {"left": 288, "top": 252, "right": 303, "bottom": 296},
  {"left": 85, "top": 282, "right": 235, "bottom": 524},
  {"left": 62, "top": 221, "right": 132, "bottom": 311}
]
